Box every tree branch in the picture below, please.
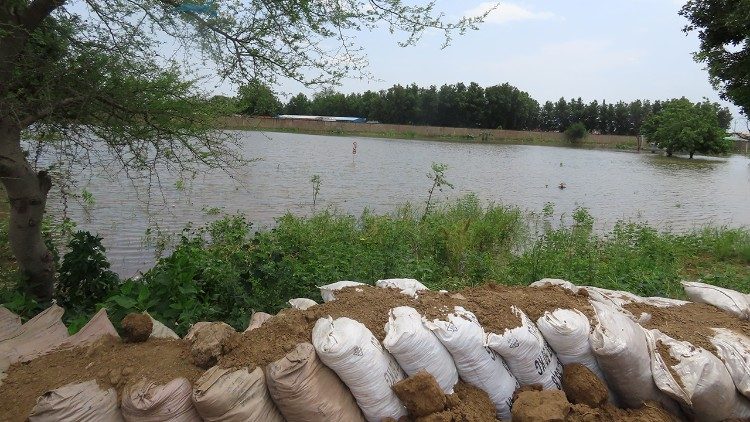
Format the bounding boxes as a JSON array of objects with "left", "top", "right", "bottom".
[
  {"left": 19, "top": 96, "right": 84, "bottom": 127},
  {"left": 21, "top": 0, "right": 66, "bottom": 31}
]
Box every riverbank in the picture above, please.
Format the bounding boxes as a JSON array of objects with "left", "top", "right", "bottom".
[
  {"left": 219, "top": 116, "right": 643, "bottom": 150},
  {"left": 2, "top": 195, "right": 749, "bottom": 333}
]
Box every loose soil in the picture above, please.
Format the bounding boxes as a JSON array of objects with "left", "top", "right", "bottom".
[
  {"left": 121, "top": 313, "right": 152, "bottom": 343},
  {"left": 392, "top": 370, "right": 447, "bottom": 417},
  {"left": 624, "top": 301, "right": 750, "bottom": 353},
  {"left": 389, "top": 378, "right": 497, "bottom": 422},
  {"left": 0, "top": 336, "right": 202, "bottom": 422}
]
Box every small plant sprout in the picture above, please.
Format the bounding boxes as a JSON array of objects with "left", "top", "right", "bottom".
[
  {"left": 424, "top": 162, "right": 454, "bottom": 219},
  {"left": 311, "top": 174, "right": 321, "bottom": 206}
]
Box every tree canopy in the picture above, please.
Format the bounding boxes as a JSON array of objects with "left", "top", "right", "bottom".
[
  {"left": 641, "top": 98, "right": 730, "bottom": 158},
  {"left": 680, "top": 0, "right": 750, "bottom": 118},
  {"left": 0, "top": 0, "right": 488, "bottom": 300}
]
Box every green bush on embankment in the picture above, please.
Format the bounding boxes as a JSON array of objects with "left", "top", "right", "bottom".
[{"left": 1, "top": 194, "right": 749, "bottom": 335}]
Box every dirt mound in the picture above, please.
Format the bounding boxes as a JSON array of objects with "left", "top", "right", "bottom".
[
  {"left": 388, "top": 376, "right": 496, "bottom": 422},
  {"left": 561, "top": 364, "right": 608, "bottom": 407},
  {"left": 625, "top": 301, "right": 750, "bottom": 352},
  {"left": 0, "top": 336, "right": 202, "bottom": 422},
  {"left": 121, "top": 313, "right": 152, "bottom": 343},
  {"left": 513, "top": 389, "right": 570, "bottom": 421}
]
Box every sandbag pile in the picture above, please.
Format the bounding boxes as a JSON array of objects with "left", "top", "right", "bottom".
[{"left": 4, "top": 276, "right": 750, "bottom": 422}]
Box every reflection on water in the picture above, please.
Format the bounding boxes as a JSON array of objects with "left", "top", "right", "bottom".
[{"left": 48, "top": 131, "right": 750, "bottom": 277}]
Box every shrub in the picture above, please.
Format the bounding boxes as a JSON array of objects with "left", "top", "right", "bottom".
[{"left": 564, "top": 122, "right": 588, "bottom": 142}]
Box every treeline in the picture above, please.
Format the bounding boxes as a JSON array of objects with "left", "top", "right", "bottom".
[{"left": 226, "top": 81, "right": 732, "bottom": 135}]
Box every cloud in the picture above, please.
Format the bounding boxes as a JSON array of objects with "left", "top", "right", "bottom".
[{"left": 464, "top": 2, "right": 555, "bottom": 24}]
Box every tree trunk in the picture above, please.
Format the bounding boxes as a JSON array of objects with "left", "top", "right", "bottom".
[
  {"left": 0, "top": 121, "right": 55, "bottom": 300},
  {"left": 689, "top": 151, "right": 694, "bottom": 159}
]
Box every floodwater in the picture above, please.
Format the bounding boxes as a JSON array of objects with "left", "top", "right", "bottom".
[{"left": 49, "top": 131, "right": 750, "bottom": 277}]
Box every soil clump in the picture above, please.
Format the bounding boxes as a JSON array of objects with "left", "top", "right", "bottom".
[
  {"left": 392, "top": 370, "right": 447, "bottom": 417},
  {"left": 561, "top": 364, "right": 608, "bottom": 407},
  {"left": 0, "top": 336, "right": 202, "bottom": 422},
  {"left": 388, "top": 377, "right": 497, "bottom": 422},
  {"left": 121, "top": 313, "right": 152, "bottom": 343},
  {"left": 624, "top": 301, "right": 750, "bottom": 352}
]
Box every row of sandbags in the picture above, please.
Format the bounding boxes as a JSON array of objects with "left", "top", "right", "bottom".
[
  {"left": 6, "top": 277, "right": 750, "bottom": 421},
  {"left": 308, "top": 278, "right": 750, "bottom": 421}
]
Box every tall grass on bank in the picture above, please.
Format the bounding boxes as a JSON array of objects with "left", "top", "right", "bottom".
[{"left": 1, "top": 194, "right": 749, "bottom": 335}]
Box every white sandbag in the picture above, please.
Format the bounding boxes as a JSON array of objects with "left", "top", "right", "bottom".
[
  {"left": 145, "top": 312, "right": 179, "bottom": 339},
  {"left": 710, "top": 328, "right": 750, "bottom": 399},
  {"left": 424, "top": 306, "right": 519, "bottom": 419},
  {"left": 121, "top": 378, "right": 201, "bottom": 422},
  {"left": 245, "top": 312, "right": 273, "bottom": 332},
  {"left": 589, "top": 301, "right": 677, "bottom": 411},
  {"left": 288, "top": 298, "right": 318, "bottom": 310},
  {"left": 61, "top": 308, "right": 119, "bottom": 348},
  {"left": 682, "top": 281, "right": 750, "bottom": 319},
  {"left": 193, "top": 366, "right": 283, "bottom": 422},
  {"left": 536, "top": 308, "right": 605, "bottom": 381},
  {"left": 29, "top": 380, "right": 123, "bottom": 422},
  {"left": 585, "top": 286, "right": 689, "bottom": 310},
  {"left": 647, "top": 329, "right": 739, "bottom": 421},
  {"left": 318, "top": 281, "right": 366, "bottom": 302},
  {"left": 312, "top": 316, "right": 406, "bottom": 421},
  {"left": 486, "top": 306, "right": 563, "bottom": 390},
  {"left": 383, "top": 306, "right": 458, "bottom": 393},
  {"left": 0, "top": 305, "right": 68, "bottom": 375},
  {"left": 0, "top": 306, "right": 21, "bottom": 341},
  {"left": 529, "top": 278, "right": 581, "bottom": 293},
  {"left": 375, "top": 278, "right": 429, "bottom": 298},
  {"left": 266, "top": 342, "right": 365, "bottom": 421}
]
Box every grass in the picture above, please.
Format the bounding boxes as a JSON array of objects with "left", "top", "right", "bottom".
[{"left": 1, "top": 194, "right": 749, "bottom": 333}]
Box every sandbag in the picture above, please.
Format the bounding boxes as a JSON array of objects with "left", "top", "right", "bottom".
[
  {"left": 29, "top": 380, "right": 123, "bottom": 422},
  {"left": 266, "top": 342, "right": 365, "bottom": 421},
  {"left": 589, "top": 301, "right": 677, "bottom": 412},
  {"left": 529, "top": 278, "right": 580, "bottom": 293},
  {"left": 0, "top": 305, "right": 68, "bottom": 375},
  {"left": 536, "top": 308, "right": 606, "bottom": 381},
  {"left": 383, "top": 306, "right": 458, "bottom": 393},
  {"left": 424, "top": 306, "right": 519, "bottom": 420},
  {"left": 288, "top": 298, "right": 317, "bottom": 310},
  {"left": 710, "top": 328, "right": 750, "bottom": 399},
  {"left": 312, "top": 316, "right": 406, "bottom": 421},
  {"left": 193, "top": 366, "right": 283, "bottom": 421},
  {"left": 375, "top": 278, "right": 428, "bottom": 298},
  {"left": 318, "top": 281, "right": 366, "bottom": 302},
  {"left": 61, "top": 308, "right": 119, "bottom": 348},
  {"left": 245, "top": 312, "right": 273, "bottom": 332},
  {"left": 647, "top": 329, "right": 740, "bottom": 421},
  {"left": 682, "top": 281, "right": 750, "bottom": 319},
  {"left": 486, "top": 306, "right": 563, "bottom": 390},
  {"left": 0, "top": 306, "right": 21, "bottom": 341},
  {"left": 585, "top": 286, "right": 689, "bottom": 309},
  {"left": 145, "top": 313, "right": 179, "bottom": 339},
  {"left": 121, "top": 378, "right": 201, "bottom": 422}
]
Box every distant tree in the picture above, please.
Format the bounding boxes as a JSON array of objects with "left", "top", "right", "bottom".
[
  {"left": 237, "top": 81, "right": 282, "bottom": 116},
  {"left": 207, "top": 95, "right": 238, "bottom": 115},
  {"left": 564, "top": 122, "right": 588, "bottom": 142},
  {"left": 285, "top": 93, "right": 312, "bottom": 115},
  {"left": 539, "top": 101, "right": 556, "bottom": 131},
  {"left": 554, "top": 97, "right": 571, "bottom": 131},
  {"left": 680, "top": 0, "right": 750, "bottom": 117},
  {"left": 641, "top": 98, "right": 730, "bottom": 158},
  {"left": 583, "top": 100, "right": 600, "bottom": 132},
  {"left": 483, "top": 83, "right": 539, "bottom": 130}
]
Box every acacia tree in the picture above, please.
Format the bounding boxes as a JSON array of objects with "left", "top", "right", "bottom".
[
  {"left": 0, "top": 1, "right": 489, "bottom": 300},
  {"left": 641, "top": 98, "right": 729, "bottom": 158},
  {"left": 680, "top": 0, "right": 750, "bottom": 119}
]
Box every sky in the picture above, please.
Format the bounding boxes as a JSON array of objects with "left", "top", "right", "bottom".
[{"left": 201, "top": 0, "right": 745, "bottom": 129}]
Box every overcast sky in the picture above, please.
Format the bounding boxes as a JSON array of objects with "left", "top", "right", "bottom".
[{"left": 203, "top": 0, "right": 745, "bottom": 129}]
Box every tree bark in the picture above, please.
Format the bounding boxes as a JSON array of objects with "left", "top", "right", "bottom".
[{"left": 0, "top": 120, "right": 55, "bottom": 300}]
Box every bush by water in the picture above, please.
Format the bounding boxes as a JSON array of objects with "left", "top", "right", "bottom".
[{"left": 1, "top": 194, "right": 749, "bottom": 335}]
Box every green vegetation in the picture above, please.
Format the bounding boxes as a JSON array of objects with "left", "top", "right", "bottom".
[
  {"left": 680, "top": 0, "right": 750, "bottom": 119},
  {"left": 2, "top": 195, "right": 749, "bottom": 335},
  {"left": 641, "top": 98, "right": 730, "bottom": 158},
  {"left": 564, "top": 122, "right": 588, "bottom": 142}
]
